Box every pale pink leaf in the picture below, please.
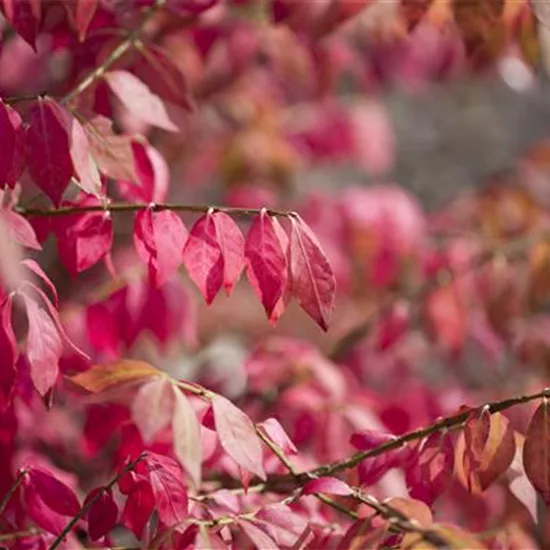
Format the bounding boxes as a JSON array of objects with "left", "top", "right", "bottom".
[
  {"left": 104, "top": 70, "right": 179, "bottom": 133},
  {"left": 212, "top": 393, "right": 266, "bottom": 480},
  {"left": 257, "top": 418, "right": 298, "bottom": 455},
  {"left": 0, "top": 209, "right": 41, "bottom": 250},
  {"left": 172, "top": 386, "right": 202, "bottom": 489},
  {"left": 21, "top": 259, "right": 58, "bottom": 307},
  {"left": 239, "top": 519, "right": 280, "bottom": 550},
  {"left": 302, "top": 477, "right": 352, "bottom": 496},
  {"left": 289, "top": 215, "right": 335, "bottom": 331}
]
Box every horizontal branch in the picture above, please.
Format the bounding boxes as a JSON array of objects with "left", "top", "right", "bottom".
[
  {"left": 16, "top": 202, "right": 295, "bottom": 219},
  {"left": 264, "top": 387, "right": 550, "bottom": 489}
]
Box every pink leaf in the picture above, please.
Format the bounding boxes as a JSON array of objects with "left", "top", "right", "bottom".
[
  {"left": 21, "top": 294, "right": 62, "bottom": 396},
  {"left": 0, "top": 209, "right": 41, "bottom": 250},
  {"left": 239, "top": 519, "right": 280, "bottom": 550},
  {"left": 131, "top": 377, "right": 174, "bottom": 444},
  {"left": 268, "top": 217, "right": 291, "bottom": 324},
  {"left": 182, "top": 212, "right": 224, "bottom": 304},
  {"left": 103, "top": 70, "right": 179, "bottom": 133},
  {"left": 0, "top": 100, "right": 25, "bottom": 189},
  {"left": 212, "top": 212, "right": 245, "bottom": 295},
  {"left": 26, "top": 98, "right": 74, "bottom": 206},
  {"left": 289, "top": 215, "right": 336, "bottom": 331},
  {"left": 86, "top": 487, "right": 118, "bottom": 541},
  {"left": 212, "top": 393, "right": 266, "bottom": 481},
  {"left": 21, "top": 259, "right": 58, "bottom": 307},
  {"left": 172, "top": 387, "right": 202, "bottom": 489},
  {"left": 57, "top": 212, "right": 113, "bottom": 276},
  {"left": 0, "top": 298, "right": 17, "bottom": 411},
  {"left": 144, "top": 452, "right": 188, "bottom": 527},
  {"left": 23, "top": 480, "right": 67, "bottom": 535},
  {"left": 245, "top": 210, "right": 287, "bottom": 319},
  {"left": 134, "top": 208, "right": 188, "bottom": 287},
  {"left": 302, "top": 477, "right": 352, "bottom": 496},
  {"left": 27, "top": 467, "right": 80, "bottom": 516},
  {"left": 257, "top": 418, "right": 298, "bottom": 456}
]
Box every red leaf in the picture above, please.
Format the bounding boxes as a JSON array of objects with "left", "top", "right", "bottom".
[
  {"left": 302, "top": 477, "right": 352, "bottom": 495},
  {"left": 64, "top": 0, "right": 98, "bottom": 41},
  {"left": 182, "top": 212, "right": 224, "bottom": 304},
  {"left": 172, "top": 387, "right": 202, "bottom": 489},
  {"left": 523, "top": 398, "right": 550, "bottom": 502},
  {"left": 134, "top": 208, "right": 188, "bottom": 287},
  {"left": 23, "top": 479, "right": 67, "bottom": 535},
  {"left": 47, "top": 101, "right": 102, "bottom": 197},
  {"left": 257, "top": 418, "right": 297, "bottom": 456},
  {"left": 21, "top": 294, "right": 62, "bottom": 396},
  {"left": 289, "top": 215, "right": 336, "bottom": 331},
  {"left": 137, "top": 44, "right": 193, "bottom": 111},
  {"left": 122, "top": 480, "right": 155, "bottom": 539},
  {"left": 0, "top": 298, "right": 17, "bottom": 410},
  {"left": 405, "top": 432, "right": 454, "bottom": 505},
  {"left": 212, "top": 393, "right": 266, "bottom": 480},
  {"left": 131, "top": 377, "right": 174, "bottom": 444},
  {"left": 238, "top": 519, "right": 280, "bottom": 550},
  {"left": 0, "top": 100, "right": 25, "bottom": 189},
  {"left": 337, "top": 520, "right": 387, "bottom": 550},
  {"left": 0, "top": 0, "right": 41, "bottom": 50},
  {"left": 86, "top": 487, "right": 118, "bottom": 541},
  {"left": 385, "top": 496, "right": 433, "bottom": 527},
  {"left": 26, "top": 98, "right": 74, "bottom": 206},
  {"left": 27, "top": 467, "right": 80, "bottom": 516},
  {"left": 57, "top": 212, "right": 113, "bottom": 275},
  {"left": 245, "top": 210, "right": 286, "bottom": 319},
  {"left": 269, "top": 217, "right": 291, "bottom": 324},
  {"left": 144, "top": 452, "right": 188, "bottom": 527},
  {"left": 212, "top": 212, "right": 245, "bottom": 295},
  {"left": 0, "top": 209, "right": 41, "bottom": 250},
  {"left": 103, "top": 70, "right": 179, "bottom": 133}
]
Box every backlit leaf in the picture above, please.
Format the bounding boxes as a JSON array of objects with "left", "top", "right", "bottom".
[
  {"left": 289, "top": 215, "right": 336, "bottom": 331},
  {"left": 0, "top": 209, "right": 41, "bottom": 250},
  {"left": 212, "top": 393, "right": 266, "bottom": 480},
  {"left": 182, "top": 211, "right": 224, "bottom": 304},
  {"left": 104, "top": 70, "right": 179, "bottom": 133},
  {"left": 302, "top": 477, "right": 352, "bottom": 495}
]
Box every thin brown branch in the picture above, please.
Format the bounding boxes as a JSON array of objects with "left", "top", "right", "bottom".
[
  {"left": 265, "top": 387, "right": 550, "bottom": 489},
  {"left": 16, "top": 202, "right": 295, "bottom": 219},
  {"left": 48, "top": 453, "right": 146, "bottom": 550},
  {"left": 61, "top": 0, "right": 167, "bottom": 105}
]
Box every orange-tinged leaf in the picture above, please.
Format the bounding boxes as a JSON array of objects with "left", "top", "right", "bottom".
[
  {"left": 337, "top": 520, "right": 387, "bottom": 550},
  {"left": 384, "top": 496, "right": 433, "bottom": 527},
  {"left": 402, "top": 523, "right": 488, "bottom": 549},
  {"left": 69, "top": 360, "right": 162, "bottom": 393},
  {"left": 457, "top": 410, "right": 516, "bottom": 493},
  {"left": 523, "top": 397, "right": 550, "bottom": 502}
]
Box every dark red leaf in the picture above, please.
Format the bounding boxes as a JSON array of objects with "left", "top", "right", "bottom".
[
  {"left": 0, "top": 298, "right": 17, "bottom": 411},
  {"left": 27, "top": 467, "right": 80, "bottom": 516},
  {"left": 212, "top": 393, "right": 266, "bottom": 480},
  {"left": 122, "top": 480, "right": 155, "bottom": 539},
  {"left": 103, "top": 70, "right": 179, "bottom": 133},
  {"left": 289, "top": 215, "right": 336, "bottom": 331},
  {"left": 245, "top": 210, "right": 287, "bottom": 319},
  {"left": 86, "top": 487, "right": 118, "bottom": 541},
  {"left": 0, "top": 0, "right": 41, "bottom": 50},
  {"left": 182, "top": 211, "right": 224, "bottom": 304},
  {"left": 26, "top": 98, "right": 74, "bottom": 206}
]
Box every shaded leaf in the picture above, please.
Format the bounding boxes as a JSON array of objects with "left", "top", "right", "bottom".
[
  {"left": 64, "top": 0, "right": 98, "bottom": 41},
  {"left": 336, "top": 520, "right": 387, "bottom": 550},
  {"left": 0, "top": 100, "right": 25, "bottom": 189},
  {"left": 27, "top": 467, "right": 80, "bottom": 516},
  {"left": 86, "top": 487, "right": 118, "bottom": 541},
  {"left": 0, "top": 298, "right": 17, "bottom": 410},
  {"left": 0, "top": 0, "right": 41, "bottom": 49},
  {"left": 212, "top": 393, "right": 266, "bottom": 480}
]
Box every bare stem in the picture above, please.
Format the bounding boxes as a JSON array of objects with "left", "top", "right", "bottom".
[
  {"left": 48, "top": 453, "right": 146, "bottom": 550},
  {"left": 17, "top": 202, "right": 295, "bottom": 219},
  {"left": 61, "top": 0, "right": 167, "bottom": 105}
]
